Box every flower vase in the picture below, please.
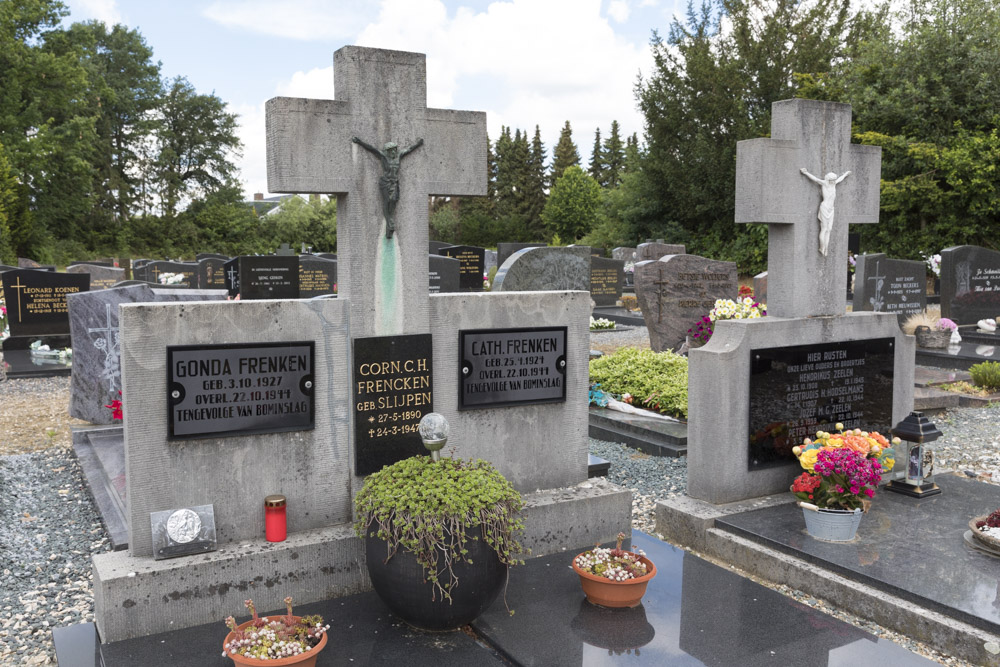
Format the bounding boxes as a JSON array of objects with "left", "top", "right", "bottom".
[
  {"left": 800, "top": 504, "right": 863, "bottom": 542},
  {"left": 571, "top": 555, "right": 657, "bottom": 608}
]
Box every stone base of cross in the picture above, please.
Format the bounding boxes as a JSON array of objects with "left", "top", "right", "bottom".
[{"left": 736, "top": 99, "right": 881, "bottom": 318}]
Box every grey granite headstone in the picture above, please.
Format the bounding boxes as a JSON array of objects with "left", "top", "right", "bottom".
[
  {"left": 492, "top": 246, "right": 591, "bottom": 292},
  {"left": 853, "top": 253, "right": 926, "bottom": 321},
  {"left": 196, "top": 253, "right": 229, "bottom": 261},
  {"left": 753, "top": 271, "right": 768, "bottom": 305},
  {"left": 429, "top": 254, "right": 460, "bottom": 293},
  {"left": 940, "top": 245, "right": 1000, "bottom": 324},
  {"left": 68, "top": 260, "right": 114, "bottom": 268},
  {"left": 590, "top": 257, "right": 625, "bottom": 307},
  {"left": 497, "top": 242, "right": 545, "bottom": 268},
  {"left": 316, "top": 253, "right": 337, "bottom": 261},
  {"left": 66, "top": 264, "right": 125, "bottom": 290},
  {"left": 298, "top": 256, "right": 337, "bottom": 297},
  {"left": 196, "top": 257, "right": 229, "bottom": 289},
  {"left": 67, "top": 285, "right": 229, "bottom": 424},
  {"left": 612, "top": 247, "right": 636, "bottom": 262},
  {"left": 484, "top": 249, "right": 497, "bottom": 273},
  {"left": 635, "top": 254, "right": 737, "bottom": 352},
  {"left": 636, "top": 242, "right": 685, "bottom": 262}
]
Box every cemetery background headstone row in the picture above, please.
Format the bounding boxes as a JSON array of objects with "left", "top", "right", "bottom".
[
  {"left": 66, "top": 263, "right": 126, "bottom": 290},
  {"left": 492, "top": 246, "right": 591, "bottom": 292},
  {"left": 940, "top": 245, "right": 1000, "bottom": 325},
  {"left": 853, "top": 253, "right": 927, "bottom": 322},
  {"left": 439, "top": 245, "right": 486, "bottom": 291}
]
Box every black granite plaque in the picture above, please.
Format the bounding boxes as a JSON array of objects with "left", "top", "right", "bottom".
[
  {"left": 748, "top": 338, "right": 895, "bottom": 470},
  {"left": 145, "top": 261, "right": 198, "bottom": 287},
  {"left": 853, "top": 254, "right": 926, "bottom": 321},
  {"left": 590, "top": 257, "right": 624, "bottom": 307},
  {"left": 238, "top": 256, "right": 299, "bottom": 300},
  {"left": 167, "top": 341, "right": 314, "bottom": 439},
  {"left": 298, "top": 257, "right": 337, "bottom": 298},
  {"left": 223, "top": 257, "right": 240, "bottom": 297},
  {"left": 429, "top": 254, "right": 460, "bottom": 293},
  {"left": 440, "top": 245, "right": 486, "bottom": 291},
  {"left": 353, "top": 334, "right": 433, "bottom": 475},
  {"left": 197, "top": 257, "right": 229, "bottom": 289},
  {"left": 459, "top": 327, "right": 567, "bottom": 410},
  {"left": 940, "top": 245, "right": 1000, "bottom": 324},
  {"left": 1, "top": 269, "right": 90, "bottom": 337}
]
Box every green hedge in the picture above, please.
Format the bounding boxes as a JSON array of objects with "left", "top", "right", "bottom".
[{"left": 588, "top": 347, "right": 688, "bottom": 419}]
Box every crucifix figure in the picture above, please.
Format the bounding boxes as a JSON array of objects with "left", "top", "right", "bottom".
[
  {"left": 735, "top": 99, "right": 881, "bottom": 318},
  {"left": 352, "top": 137, "right": 423, "bottom": 238},
  {"left": 266, "top": 46, "right": 486, "bottom": 337},
  {"left": 799, "top": 168, "right": 850, "bottom": 257}
]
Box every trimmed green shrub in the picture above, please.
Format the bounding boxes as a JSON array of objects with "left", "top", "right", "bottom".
[
  {"left": 970, "top": 361, "right": 1000, "bottom": 392},
  {"left": 588, "top": 347, "right": 688, "bottom": 419}
]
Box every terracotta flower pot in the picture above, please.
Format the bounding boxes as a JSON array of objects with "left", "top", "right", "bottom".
[
  {"left": 572, "top": 555, "right": 657, "bottom": 608},
  {"left": 223, "top": 617, "right": 328, "bottom": 667}
]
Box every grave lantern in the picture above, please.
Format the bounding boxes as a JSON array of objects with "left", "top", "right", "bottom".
[
  {"left": 886, "top": 411, "right": 942, "bottom": 497},
  {"left": 418, "top": 412, "right": 449, "bottom": 462}
]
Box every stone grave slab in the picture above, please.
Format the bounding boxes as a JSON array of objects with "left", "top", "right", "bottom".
[
  {"left": 636, "top": 241, "right": 685, "bottom": 262},
  {"left": 589, "top": 256, "right": 625, "bottom": 307},
  {"left": 1, "top": 268, "right": 89, "bottom": 338},
  {"left": 196, "top": 257, "right": 229, "bottom": 289},
  {"left": 484, "top": 248, "right": 497, "bottom": 272},
  {"left": 612, "top": 246, "right": 637, "bottom": 262},
  {"left": 298, "top": 256, "right": 337, "bottom": 297},
  {"left": 66, "top": 264, "right": 125, "bottom": 290},
  {"left": 634, "top": 254, "right": 737, "bottom": 352},
  {"left": 238, "top": 255, "right": 299, "bottom": 299},
  {"left": 439, "top": 245, "right": 486, "bottom": 291},
  {"left": 492, "top": 246, "right": 591, "bottom": 292},
  {"left": 940, "top": 245, "right": 1000, "bottom": 324},
  {"left": 853, "top": 253, "right": 926, "bottom": 321},
  {"left": 497, "top": 242, "right": 545, "bottom": 269},
  {"left": 428, "top": 254, "right": 460, "bottom": 293},
  {"left": 753, "top": 270, "right": 767, "bottom": 304}
]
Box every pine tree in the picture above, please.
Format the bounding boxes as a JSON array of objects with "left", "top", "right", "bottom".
[
  {"left": 588, "top": 128, "right": 604, "bottom": 185},
  {"left": 550, "top": 121, "right": 579, "bottom": 185},
  {"left": 524, "top": 125, "right": 548, "bottom": 239},
  {"left": 602, "top": 120, "right": 626, "bottom": 188},
  {"left": 624, "top": 133, "right": 641, "bottom": 173}
]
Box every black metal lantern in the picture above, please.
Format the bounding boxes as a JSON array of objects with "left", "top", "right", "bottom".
[{"left": 885, "top": 411, "right": 942, "bottom": 498}]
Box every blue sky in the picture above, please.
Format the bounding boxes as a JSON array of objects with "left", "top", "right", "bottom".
[{"left": 64, "top": 0, "right": 685, "bottom": 199}]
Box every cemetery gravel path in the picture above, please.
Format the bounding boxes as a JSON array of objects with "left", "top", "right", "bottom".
[{"left": 0, "top": 368, "right": 994, "bottom": 665}]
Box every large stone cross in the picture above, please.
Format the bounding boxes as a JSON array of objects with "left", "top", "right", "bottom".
[
  {"left": 266, "top": 46, "right": 487, "bottom": 337},
  {"left": 736, "top": 99, "right": 881, "bottom": 318}
]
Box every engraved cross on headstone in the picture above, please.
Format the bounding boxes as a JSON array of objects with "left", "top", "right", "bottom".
[
  {"left": 736, "top": 99, "right": 881, "bottom": 318},
  {"left": 651, "top": 265, "right": 670, "bottom": 324},
  {"left": 87, "top": 303, "right": 120, "bottom": 391},
  {"left": 6, "top": 276, "right": 26, "bottom": 321},
  {"left": 266, "top": 46, "right": 487, "bottom": 337}
]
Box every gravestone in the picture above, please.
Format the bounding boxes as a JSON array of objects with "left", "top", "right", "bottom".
[
  {"left": 484, "top": 248, "right": 498, "bottom": 273},
  {"left": 940, "top": 245, "right": 1000, "bottom": 325},
  {"left": 275, "top": 243, "right": 295, "bottom": 256},
  {"left": 238, "top": 255, "right": 299, "bottom": 299},
  {"left": 196, "top": 256, "right": 229, "bottom": 289},
  {"left": 589, "top": 256, "right": 625, "bottom": 307},
  {"left": 1, "top": 269, "right": 90, "bottom": 338},
  {"left": 196, "top": 253, "right": 230, "bottom": 262},
  {"left": 66, "top": 263, "right": 125, "bottom": 290},
  {"left": 492, "top": 246, "right": 591, "bottom": 292},
  {"left": 428, "top": 254, "right": 460, "bottom": 293},
  {"left": 612, "top": 247, "right": 637, "bottom": 262},
  {"left": 223, "top": 257, "right": 240, "bottom": 297},
  {"left": 753, "top": 271, "right": 768, "bottom": 304},
  {"left": 853, "top": 253, "right": 926, "bottom": 321},
  {"left": 18, "top": 257, "right": 56, "bottom": 271},
  {"left": 144, "top": 261, "right": 198, "bottom": 287},
  {"left": 635, "top": 255, "right": 737, "bottom": 352},
  {"left": 428, "top": 240, "right": 451, "bottom": 253},
  {"left": 67, "top": 285, "right": 230, "bottom": 424},
  {"left": 68, "top": 260, "right": 114, "bottom": 268},
  {"left": 439, "top": 245, "right": 486, "bottom": 291},
  {"left": 686, "top": 99, "right": 913, "bottom": 505},
  {"left": 497, "top": 242, "right": 546, "bottom": 268},
  {"left": 636, "top": 242, "right": 685, "bottom": 262},
  {"left": 91, "top": 46, "right": 628, "bottom": 644},
  {"left": 316, "top": 253, "right": 338, "bottom": 261},
  {"left": 298, "top": 256, "right": 337, "bottom": 297}
]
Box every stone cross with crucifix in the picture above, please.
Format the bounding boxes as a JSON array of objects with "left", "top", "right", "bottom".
[
  {"left": 736, "top": 99, "right": 881, "bottom": 318},
  {"left": 266, "top": 46, "right": 487, "bottom": 337}
]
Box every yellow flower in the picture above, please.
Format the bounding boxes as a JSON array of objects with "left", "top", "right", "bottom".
[
  {"left": 835, "top": 422, "right": 844, "bottom": 431},
  {"left": 799, "top": 448, "right": 819, "bottom": 473},
  {"left": 792, "top": 446, "right": 801, "bottom": 456},
  {"left": 882, "top": 456, "right": 895, "bottom": 471}
]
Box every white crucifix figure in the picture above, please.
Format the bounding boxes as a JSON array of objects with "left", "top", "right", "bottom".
[
  {"left": 736, "top": 99, "right": 881, "bottom": 318},
  {"left": 266, "top": 46, "right": 486, "bottom": 337}
]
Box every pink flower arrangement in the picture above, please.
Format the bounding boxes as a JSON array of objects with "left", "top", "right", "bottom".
[{"left": 936, "top": 318, "right": 957, "bottom": 332}]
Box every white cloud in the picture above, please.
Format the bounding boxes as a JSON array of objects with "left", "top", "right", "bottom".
[
  {"left": 607, "top": 0, "right": 630, "bottom": 23},
  {"left": 202, "top": 0, "right": 371, "bottom": 40},
  {"left": 275, "top": 66, "right": 335, "bottom": 99},
  {"left": 72, "top": 0, "right": 123, "bottom": 25},
  {"left": 233, "top": 102, "right": 269, "bottom": 199}
]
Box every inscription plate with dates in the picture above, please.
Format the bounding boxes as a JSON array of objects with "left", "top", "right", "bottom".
[{"left": 460, "top": 327, "right": 567, "bottom": 409}]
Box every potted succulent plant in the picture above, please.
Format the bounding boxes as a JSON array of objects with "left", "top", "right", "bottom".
[
  {"left": 791, "top": 424, "right": 898, "bottom": 542},
  {"left": 571, "top": 532, "right": 656, "bottom": 608},
  {"left": 353, "top": 413, "right": 526, "bottom": 631},
  {"left": 222, "top": 597, "right": 329, "bottom": 667}
]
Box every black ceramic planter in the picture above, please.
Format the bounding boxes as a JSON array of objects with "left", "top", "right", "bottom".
[{"left": 365, "top": 528, "right": 507, "bottom": 631}]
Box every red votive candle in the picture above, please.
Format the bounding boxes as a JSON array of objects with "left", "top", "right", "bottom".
[{"left": 265, "top": 495, "right": 287, "bottom": 542}]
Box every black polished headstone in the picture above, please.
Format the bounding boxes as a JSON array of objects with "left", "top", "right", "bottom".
[
  {"left": 853, "top": 253, "right": 927, "bottom": 321},
  {"left": 940, "top": 245, "right": 1000, "bottom": 324},
  {"left": 0, "top": 264, "right": 17, "bottom": 273},
  {"left": 196, "top": 257, "right": 229, "bottom": 289},
  {"left": 590, "top": 257, "right": 625, "bottom": 307},
  {"left": 144, "top": 261, "right": 198, "bottom": 287},
  {"left": 1, "top": 269, "right": 90, "bottom": 337},
  {"left": 439, "top": 245, "right": 486, "bottom": 291},
  {"left": 748, "top": 338, "right": 895, "bottom": 470},
  {"left": 428, "top": 254, "right": 460, "bottom": 293},
  {"left": 298, "top": 256, "right": 337, "bottom": 297},
  {"left": 428, "top": 240, "right": 451, "bottom": 253},
  {"left": 497, "top": 242, "right": 545, "bottom": 269},
  {"left": 315, "top": 252, "right": 337, "bottom": 261},
  {"left": 238, "top": 255, "right": 299, "bottom": 300},
  {"left": 222, "top": 257, "right": 239, "bottom": 297},
  {"left": 459, "top": 327, "right": 566, "bottom": 409},
  {"left": 353, "top": 334, "right": 432, "bottom": 475}
]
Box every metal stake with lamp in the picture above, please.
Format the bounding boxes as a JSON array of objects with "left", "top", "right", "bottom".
[
  {"left": 418, "top": 412, "right": 449, "bottom": 462},
  {"left": 885, "top": 411, "right": 942, "bottom": 498}
]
